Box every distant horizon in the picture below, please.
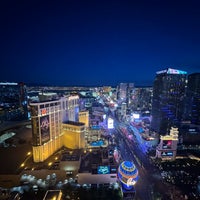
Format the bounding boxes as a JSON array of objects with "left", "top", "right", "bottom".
[
  {"left": 25, "top": 80, "right": 154, "bottom": 88},
  {"left": 2, "top": 70, "right": 200, "bottom": 88}
]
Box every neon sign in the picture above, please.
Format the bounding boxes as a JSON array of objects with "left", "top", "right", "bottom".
[
  {"left": 127, "top": 178, "right": 136, "bottom": 186},
  {"left": 167, "top": 68, "right": 187, "bottom": 75},
  {"left": 156, "top": 68, "right": 187, "bottom": 75}
]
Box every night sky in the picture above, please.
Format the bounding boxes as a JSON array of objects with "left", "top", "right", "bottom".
[{"left": 0, "top": 0, "right": 200, "bottom": 87}]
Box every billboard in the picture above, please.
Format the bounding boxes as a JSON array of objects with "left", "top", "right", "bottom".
[
  {"left": 162, "top": 140, "right": 172, "bottom": 149},
  {"left": 97, "top": 166, "right": 110, "bottom": 174},
  {"left": 132, "top": 113, "right": 140, "bottom": 119},
  {"left": 107, "top": 118, "right": 114, "bottom": 129},
  {"left": 40, "top": 115, "right": 50, "bottom": 144},
  {"left": 161, "top": 152, "right": 173, "bottom": 157}
]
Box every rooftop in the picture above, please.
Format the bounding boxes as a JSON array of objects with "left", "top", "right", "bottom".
[
  {"left": 79, "top": 148, "right": 117, "bottom": 173},
  {"left": 61, "top": 149, "right": 81, "bottom": 161},
  {"left": 63, "top": 121, "right": 85, "bottom": 126}
]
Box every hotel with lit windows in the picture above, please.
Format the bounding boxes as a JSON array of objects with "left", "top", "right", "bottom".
[
  {"left": 30, "top": 95, "right": 88, "bottom": 162},
  {"left": 151, "top": 68, "right": 187, "bottom": 135}
]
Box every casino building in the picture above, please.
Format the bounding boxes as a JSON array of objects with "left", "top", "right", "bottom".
[
  {"left": 30, "top": 95, "right": 87, "bottom": 162},
  {"left": 156, "top": 127, "right": 179, "bottom": 160}
]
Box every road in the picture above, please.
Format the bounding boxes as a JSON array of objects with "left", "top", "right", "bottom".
[
  {"left": 115, "top": 127, "right": 153, "bottom": 200},
  {"left": 114, "top": 121, "right": 173, "bottom": 200}
]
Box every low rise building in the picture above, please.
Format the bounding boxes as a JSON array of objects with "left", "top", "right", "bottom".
[
  {"left": 77, "top": 148, "right": 118, "bottom": 185},
  {"left": 156, "top": 127, "right": 179, "bottom": 160}
]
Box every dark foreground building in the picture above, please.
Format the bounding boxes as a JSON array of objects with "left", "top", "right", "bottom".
[{"left": 0, "top": 82, "right": 28, "bottom": 123}]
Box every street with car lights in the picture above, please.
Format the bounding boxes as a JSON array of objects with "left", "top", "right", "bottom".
[{"left": 113, "top": 119, "right": 184, "bottom": 200}]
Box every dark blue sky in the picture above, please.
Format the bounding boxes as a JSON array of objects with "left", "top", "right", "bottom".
[{"left": 0, "top": 0, "right": 200, "bottom": 86}]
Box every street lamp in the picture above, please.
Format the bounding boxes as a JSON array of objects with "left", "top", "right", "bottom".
[{"left": 21, "top": 163, "right": 25, "bottom": 167}]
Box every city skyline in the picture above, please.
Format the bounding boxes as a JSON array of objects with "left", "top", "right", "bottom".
[{"left": 0, "top": 0, "right": 200, "bottom": 86}]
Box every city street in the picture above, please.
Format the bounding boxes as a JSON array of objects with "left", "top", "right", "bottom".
[
  {"left": 113, "top": 120, "right": 181, "bottom": 199},
  {"left": 117, "top": 132, "right": 153, "bottom": 200}
]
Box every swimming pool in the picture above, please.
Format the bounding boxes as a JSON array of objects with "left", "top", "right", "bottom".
[{"left": 90, "top": 140, "right": 104, "bottom": 146}]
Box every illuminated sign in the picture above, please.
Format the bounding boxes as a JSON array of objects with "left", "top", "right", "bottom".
[
  {"left": 161, "top": 152, "right": 173, "bottom": 156},
  {"left": 132, "top": 113, "right": 140, "bottom": 119},
  {"left": 110, "top": 167, "right": 117, "bottom": 173},
  {"left": 127, "top": 178, "right": 136, "bottom": 186},
  {"left": 162, "top": 140, "right": 172, "bottom": 149},
  {"left": 156, "top": 68, "right": 187, "bottom": 75},
  {"left": 40, "top": 115, "right": 50, "bottom": 144},
  {"left": 107, "top": 118, "right": 114, "bottom": 129},
  {"left": 167, "top": 68, "right": 187, "bottom": 75},
  {"left": 156, "top": 69, "right": 167, "bottom": 74},
  {"left": 97, "top": 166, "right": 110, "bottom": 174}
]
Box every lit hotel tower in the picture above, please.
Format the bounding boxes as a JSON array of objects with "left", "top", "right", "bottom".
[
  {"left": 30, "top": 95, "right": 86, "bottom": 162},
  {"left": 184, "top": 73, "right": 200, "bottom": 125},
  {"left": 117, "top": 83, "right": 134, "bottom": 106},
  {"left": 117, "top": 83, "right": 128, "bottom": 101},
  {"left": 151, "top": 68, "right": 187, "bottom": 135}
]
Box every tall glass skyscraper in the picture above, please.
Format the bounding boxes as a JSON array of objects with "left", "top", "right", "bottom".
[
  {"left": 151, "top": 68, "right": 187, "bottom": 135},
  {"left": 117, "top": 83, "right": 134, "bottom": 106},
  {"left": 117, "top": 83, "right": 128, "bottom": 101},
  {"left": 185, "top": 73, "right": 200, "bottom": 125}
]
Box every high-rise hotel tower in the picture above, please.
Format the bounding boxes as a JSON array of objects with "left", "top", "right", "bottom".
[
  {"left": 151, "top": 68, "right": 187, "bottom": 135},
  {"left": 30, "top": 95, "right": 86, "bottom": 162},
  {"left": 185, "top": 73, "right": 200, "bottom": 125}
]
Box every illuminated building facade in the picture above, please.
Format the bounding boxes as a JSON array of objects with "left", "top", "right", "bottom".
[
  {"left": 118, "top": 161, "right": 139, "bottom": 199},
  {"left": 0, "top": 82, "right": 28, "bottom": 123},
  {"left": 117, "top": 83, "right": 128, "bottom": 101},
  {"left": 30, "top": 95, "right": 82, "bottom": 162},
  {"left": 62, "top": 121, "right": 85, "bottom": 149},
  {"left": 78, "top": 111, "right": 89, "bottom": 127},
  {"left": 121, "top": 102, "right": 127, "bottom": 117},
  {"left": 127, "top": 83, "right": 134, "bottom": 107},
  {"left": 117, "top": 83, "right": 134, "bottom": 105},
  {"left": 151, "top": 68, "right": 187, "bottom": 135},
  {"left": 156, "top": 127, "right": 179, "bottom": 160},
  {"left": 102, "top": 86, "right": 112, "bottom": 94},
  {"left": 184, "top": 73, "right": 200, "bottom": 125},
  {"left": 131, "top": 87, "right": 153, "bottom": 112}
]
